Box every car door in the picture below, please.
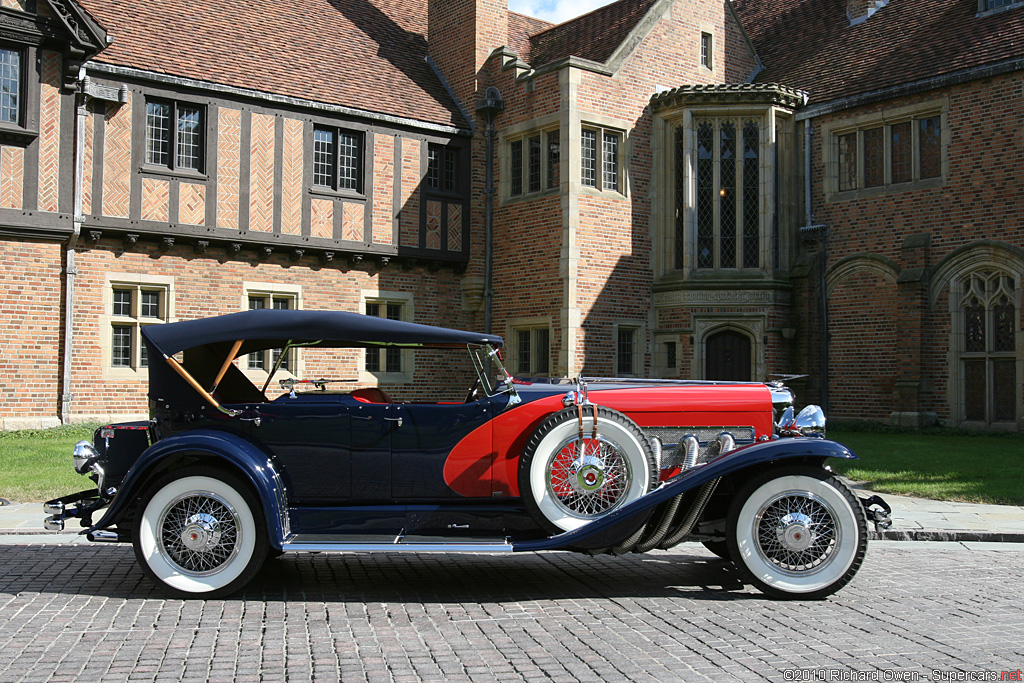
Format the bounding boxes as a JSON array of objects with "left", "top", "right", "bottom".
[
  {"left": 390, "top": 397, "right": 495, "bottom": 500},
  {"left": 253, "top": 395, "right": 351, "bottom": 503}
]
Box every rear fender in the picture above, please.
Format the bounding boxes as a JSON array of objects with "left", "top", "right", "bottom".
[
  {"left": 513, "top": 436, "right": 856, "bottom": 552},
  {"left": 87, "top": 430, "right": 289, "bottom": 549}
]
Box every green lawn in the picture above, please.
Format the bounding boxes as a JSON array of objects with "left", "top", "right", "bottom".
[
  {"left": 0, "top": 423, "right": 101, "bottom": 502},
  {"left": 829, "top": 425, "right": 1024, "bottom": 506},
  {"left": 1, "top": 421, "right": 1021, "bottom": 506}
]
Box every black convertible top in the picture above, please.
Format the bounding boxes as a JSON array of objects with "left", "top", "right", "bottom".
[
  {"left": 142, "top": 309, "right": 504, "bottom": 357},
  {"left": 142, "top": 310, "right": 503, "bottom": 411}
]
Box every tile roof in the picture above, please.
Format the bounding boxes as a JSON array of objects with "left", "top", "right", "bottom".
[
  {"left": 76, "top": 0, "right": 467, "bottom": 129},
  {"left": 527, "top": 0, "right": 659, "bottom": 66},
  {"left": 733, "top": 0, "right": 1024, "bottom": 106},
  {"left": 508, "top": 11, "right": 552, "bottom": 61}
]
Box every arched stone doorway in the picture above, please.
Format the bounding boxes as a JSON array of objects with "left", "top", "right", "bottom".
[{"left": 705, "top": 330, "right": 752, "bottom": 381}]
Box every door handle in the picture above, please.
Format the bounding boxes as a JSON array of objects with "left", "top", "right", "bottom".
[{"left": 384, "top": 417, "right": 403, "bottom": 428}]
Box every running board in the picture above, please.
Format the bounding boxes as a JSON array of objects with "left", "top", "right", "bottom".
[{"left": 281, "top": 536, "right": 514, "bottom": 554}]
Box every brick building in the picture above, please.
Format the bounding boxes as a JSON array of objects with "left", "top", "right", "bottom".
[{"left": 0, "top": 0, "right": 1021, "bottom": 430}]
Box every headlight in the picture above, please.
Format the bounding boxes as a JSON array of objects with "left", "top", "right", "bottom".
[
  {"left": 777, "top": 404, "right": 826, "bottom": 437},
  {"left": 72, "top": 440, "right": 100, "bottom": 474}
]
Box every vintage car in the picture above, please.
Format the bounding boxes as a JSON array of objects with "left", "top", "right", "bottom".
[{"left": 44, "top": 309, "right": 890, "bottom": 599}]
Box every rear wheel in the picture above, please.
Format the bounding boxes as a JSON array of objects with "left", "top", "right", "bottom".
[
  {"left": 726, "top": 465, "right": 867, "bottom": 599},
  {"left": 519, "top": 406, "right": 656, "bottom": 534},
  {"left": 133, "top": 466, "right": 268, "bottom": 599}
]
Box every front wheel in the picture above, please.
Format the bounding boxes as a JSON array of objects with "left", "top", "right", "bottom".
[
  {"left": 133, "top": 466, "right": 268, "bottom": 599},
  {"left": 727, "top": 466, "right": 867, "bottom": 599}
]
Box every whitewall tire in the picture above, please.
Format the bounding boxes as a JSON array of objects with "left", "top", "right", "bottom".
[
  {"left": 519, "top": 406, "right": 656, "bottom": 534},
  {"left": 727, "top": 466, "right": 867, "bottom": 599},
  {"left": 133, "top": 467, "right": 268, "bottom": 598}
]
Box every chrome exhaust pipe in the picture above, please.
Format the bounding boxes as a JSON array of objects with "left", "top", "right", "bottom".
[
  {"left": 43, "top": 501, "right": 64, "bottom": 515},
  {"left": 44, "top": 516, "right": 65, "bottom": 532},
  {"left": 86, "top": 530, "right": 122, "bottom": 543}
]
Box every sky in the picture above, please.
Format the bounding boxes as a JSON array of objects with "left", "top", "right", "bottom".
[{"left": 508, "top": 0, "right": 617, "bottom": 24}]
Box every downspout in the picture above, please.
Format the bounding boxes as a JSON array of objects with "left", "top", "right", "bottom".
[
  {"left": 61, "top": 67, "right": 89, "bottom": 425},
  {"left": 476, "top": 87, "right": 504, "bottom": 334},
  {"left": 798, "top": 114, "right": 830, "bottom": 414}
]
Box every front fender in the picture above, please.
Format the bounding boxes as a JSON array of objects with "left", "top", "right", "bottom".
[
  {"left": 514, "top": 436, "right": 856, "bottom": 552},
  {"left": 88, "top": 430, "right": 289, "bottom": 549}
]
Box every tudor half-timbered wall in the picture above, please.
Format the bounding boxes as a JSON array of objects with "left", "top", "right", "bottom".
[{"left": 64, "top": 68, "right": 476, "bottom": 422}]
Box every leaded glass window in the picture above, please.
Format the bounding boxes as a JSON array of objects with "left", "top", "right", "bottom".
[
  {"left": 863, "top": 127, "right": 884, "bottom": 188},
  {"left": 366, "top": 301, "right": 404, "bottom": 374},
  {"left": 146, "top": 100, "right": 204, "bottom": 172},
  {"left": 547, "top": 130, "right": 560, "bottom": 189},
  {"left": 958, "top": 271, "right": 1018, "bottom": 424},
  {"left": 510, "top": 140, "right": 523, "bottom": 196},
  {"left": 0, "top": 47, "right": 21, "bottom": 125},
  {"left": 674, "top": 126, "right": 687, "bottom": 271},
  {"left": 695, "top": 121, "right": 715, "bottom": 270},
  {"left": 581, "top": 129, "right": 597, "bottom": 187},
  {"left": 427, "top": 144, "right": 458, "bottom": 193},
  {"left": 742, "top": 120, "right": 760, "bottom": 269},
  {"left": 110, "top": 282, "right": 168, "bottom": 371},
  {"left": 692, "top": 118, "right": 760, "bottom": 271},
  {"left": 602, "top": 132, "right": 619, "bottom": 192},
  {"left": 833, "top": 113, "right": 942, "bottom": 192},
  {"left": 890, "top": 121, "right": 912, "bottom": 184},
  {"left": 616, "top": 328, "right": 636, "bottom": 375},
  {"left": 528, "top": 135, "right": 541, "bottom": 193},
  {"left": 314, "top": 127, "right": 362, "bottom": 192}
]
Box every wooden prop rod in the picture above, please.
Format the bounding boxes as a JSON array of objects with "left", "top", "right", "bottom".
[
  {"left": 164, "top": 354, "right": 239, "bottom": 416},
  {"left": 210, "top": 339, "right": 244, "bottom": 394}
]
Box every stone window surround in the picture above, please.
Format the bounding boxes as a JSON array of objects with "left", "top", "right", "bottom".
[
  {"left": 821, "top": 99, "right": 948, "bottom": 202},
  {"left": 699, "top": 23, "right": 714, "bottom": 72},
  {"left": 241, "top": 281, "right": 303, "bottom": 385},
  {"left": 505, "top": 316, "right": 552, "bottom": 377},
  {"left": 612, "top": 319, "right": 646, "bottom": 377},
  {"left": 653, "top": 332, "right": 681, "bottom": 378},
  {"left": 359, "top": 288, "right": 414, "bottom": 384},
  {"left": 659, "top": 105, "right": 786, "bottom": 279},
  {"left": 499, "top": 113, "right": 562, "bottom": 203},
  {"left": 100, "top": 272, "right": 175, "bottom": 380},
  {"left": 580, "top": 117, "right": 627, "bottom": 198},
  {"left": 945, "top": 267, "right": 1023, "bottom": 430}
]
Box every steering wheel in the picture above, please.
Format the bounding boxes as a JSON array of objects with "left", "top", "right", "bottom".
[{"left": 464, "top": 379, "right": 481, "bottom": 403}]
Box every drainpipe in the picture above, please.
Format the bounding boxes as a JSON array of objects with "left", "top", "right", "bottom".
[
  {"left": 61, "top": 68, "right": 89, "bottom": 425},
  {"left": 476, "top": 87, "right": 504, "bottom": 334},
  {"left": 798, "top": 115, "right": 829, "bottom": 414}
]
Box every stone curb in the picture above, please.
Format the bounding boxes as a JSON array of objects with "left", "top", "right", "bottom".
[{"left": 870, "top": 529, "right": 1024, "bottom": 543}]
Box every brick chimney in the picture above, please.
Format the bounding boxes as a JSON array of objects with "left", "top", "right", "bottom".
[
  {"left": 428, "top": 0, "right": 508, "bottom": 112},
  {"left": 847, "top": 0, "right": 888, "bottom": 25}
]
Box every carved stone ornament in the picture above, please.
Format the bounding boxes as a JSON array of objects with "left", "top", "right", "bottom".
[
  {"left": 320, "top": 251, "right": 334, "bottom": 264},
  {"left": 653, "top": 288, "right": 792, "bottom": 307},
  {"left": 194, "top": 240, "right": 209, "bottom": 253},
  {"left": 160, "top": 237, "right": 174, "bottom": 250},
  {"left": 291, "top": 248, "right": 305, "bottom": 261},
  {"left": 121, "top": 233, "right": 138, "bottom": 248},
  {"left": 229, "top": 242, "right": 242, "bottom": 254}
]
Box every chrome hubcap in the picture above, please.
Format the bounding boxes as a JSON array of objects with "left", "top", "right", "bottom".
[
  {"left": 754, "top": 492, "right": 839, "bottom": 575},
  {"left": 548, "top": 436, "right": 632, "bottom": 518},
  {"left": 159, "top": 493, "right": 240, "bottom": 576},
  {"left": 180, "top": 513, "right": 223, "bottom": 553}
]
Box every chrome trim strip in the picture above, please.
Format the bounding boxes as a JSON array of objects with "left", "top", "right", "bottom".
[{"left": 281, "top": 541, "right": 514, "bottom": 554}]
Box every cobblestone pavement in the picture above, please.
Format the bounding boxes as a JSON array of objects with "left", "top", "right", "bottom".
[{"left": 0, "top": 542, "right": 1021, "bottom": 682}]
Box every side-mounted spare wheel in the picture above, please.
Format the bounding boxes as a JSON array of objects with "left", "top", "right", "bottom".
[
  {"left": 727, "top": 465, "right": 868, "bottom": 599},
  {"left": 133, "top": 465, "right": 269, "bottom": 599},
  {"left": 519, "top": 406, "right": 657, "bottom": 534}
]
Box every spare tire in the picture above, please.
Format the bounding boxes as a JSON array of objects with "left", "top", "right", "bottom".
[{"left": 519, "top": 405, "right": 657, "bottom": 534}]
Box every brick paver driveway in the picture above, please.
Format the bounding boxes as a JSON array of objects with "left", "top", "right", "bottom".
[{"left": 0, "top": 542, "right": 1021, "bottom": 682}]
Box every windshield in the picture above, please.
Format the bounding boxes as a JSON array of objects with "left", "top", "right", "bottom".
[{"left": 468, "top": 344, "right": 516, "bottom": 397}]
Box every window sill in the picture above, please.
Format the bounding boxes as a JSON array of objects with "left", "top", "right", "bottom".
[
  {"left": 829, "top": 176, "right": 943, "bottom": 202},
  {"left": 0, "top": 122, "right": 38, "bottom": 146},
  {"left": 140, "top": 165, "right": 209, "bottom": 182},
  {"left": 579, "top": 185, "right": 627, "bottom": 201},
  {"left": 309, "top": 186, "right": 366, "bottom": 201},
  {"left": 504, "top": 187, "right": 560, "bottom": 204}
]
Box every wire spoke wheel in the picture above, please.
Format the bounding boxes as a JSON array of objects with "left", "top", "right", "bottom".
[
  {"left": 520, "top": 406, "right": 656, "bottom": 534},
  {"left": 158, "top": 492, "right": 241, "bottom": 576},
  {"left": 753, "top": 492, "right": 839, "bottom": 575},
  {"left": 133, "top": 468, "right": 268, "bottom": 598},
  {"left": 727, "top": 466, "right": 867, "bottom": 599},
  {"left": 547, "top": 436, "right": 632, "bottom": 518}
]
